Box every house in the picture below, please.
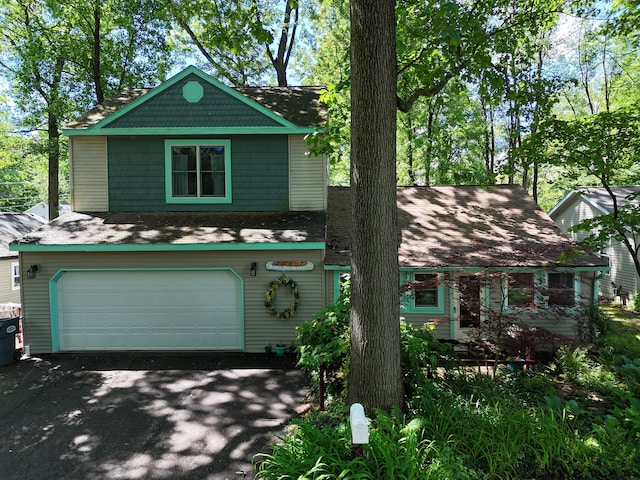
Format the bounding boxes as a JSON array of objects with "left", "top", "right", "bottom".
[
  {"left": 24, "top": 202, "right": 71, "bottom": 221},
  {"left": 0, "top": 213, "right": 46, "bottom": 304},
  {"left": 549, "top": 186, "right": 639, "bottom": 303},
  {"left": 11, "top": 66, "right": 328, "bottom": 354},
  {"left": 10, "top": 66, "right": 607, "bottom": 355},
  {"left": 326, "top": 185, "right": 608, "bottom": 341}
]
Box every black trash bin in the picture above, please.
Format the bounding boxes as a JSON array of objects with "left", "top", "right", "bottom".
[{"left": 0, "top": 317, "right": 20, "bottom": 366}]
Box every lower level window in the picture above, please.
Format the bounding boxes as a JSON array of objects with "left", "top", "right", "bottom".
[
  {"left": 414, "top": 273, "right": 439, "bottom": 308},
  {"left": 507, "top": 273, "right": 534, "bottom": 307},
  {"left": 548, "top": 272, "right": 575, "bottom": 306}
]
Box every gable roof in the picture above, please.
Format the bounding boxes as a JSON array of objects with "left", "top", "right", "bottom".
[
  {"left": 0, "top": 213, "right": 47, "bottom": 258},
  {"left": 549, "top": 186, "right": 640, "bottom": 218},
  {"left": 10, "top": 211, "right": 326, "bottom": 252},
  {"left": 326, "top": 185, "right": 607, "bottom": 269},
  {"left": 64, "top": 66, "right": 326, "bottom": 135}
]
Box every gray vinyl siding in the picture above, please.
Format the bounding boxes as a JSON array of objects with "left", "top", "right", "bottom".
[
  {"left": 20, "top": 249, "right": 324, "bottom": 354},
  {"left": 107, "top": 135, "right": 289, "bottom": 211},
  {"left": 609, "top": 242, "right": 640, "bottom": 299},
  {"left": 70, "top": 137, "right": 108, "bottom": 212},
  {"left": 323, "top": 269, "right": 595, "bottom": 341},
  {"left": 0, "top": 258, "right": 20, "bottom": 304},
  {"left": 551, "top": 198, "right": 600, "bottom": 242},
  {"left": 551, "top": 197, "right": 637, "bottom": 300},
  {"left": 289, "top": 135, "right": 327, "bottom": 211},
  {"left": 322, "top": 269, "right": 451, "bottom": 339},
  {"left": 486, "top": 275, "right": 588, "bottom": 338}
]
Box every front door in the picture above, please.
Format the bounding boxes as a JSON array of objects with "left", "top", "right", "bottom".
[{"left": 455, "top": 276, "right": 482, "bottom": 340}]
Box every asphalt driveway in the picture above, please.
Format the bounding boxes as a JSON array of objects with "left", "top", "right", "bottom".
[{"left": 0, "top": 353, "right": 308, "bottom": 480}]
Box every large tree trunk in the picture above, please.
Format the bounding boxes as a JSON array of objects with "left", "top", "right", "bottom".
[
  {"left": 347, "top": 0, "right": 403, "bottom": 412},
  {"left": 47, "top": 112, "right": 60, "bottom": 221}
]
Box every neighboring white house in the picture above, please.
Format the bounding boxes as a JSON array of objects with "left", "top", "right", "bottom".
[
  {"left": 24, "top": 202, "right": 71, "bottom": 221},
  {"left": 549, "top": 186, "right": 640, "bottom": 303},
  {"left": 0, "top": 213, "right": 47, "bottom": 303}
]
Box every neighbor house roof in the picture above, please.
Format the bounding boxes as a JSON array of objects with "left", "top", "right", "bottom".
[
  {"left": 0, "top": 213, "right": 47, "bottom": 258},
  {"left": 549, "top": 186, "right": 640, "bottom": 218},
  {"left": 326, "top": 185, "right": 607, "bottom": 269},
  {"left": 10, "top": 211, "right": 326, "bottom": 251}
]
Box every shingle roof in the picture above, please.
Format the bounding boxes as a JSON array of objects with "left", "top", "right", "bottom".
[
  {"left": 0, "top": 213, "right": 47, "bottom": 258},
  {"left": 326, "top": 185, "right": 607, "bottom": 269},
  {"left": 236, "top": 86, "right": 326, "bottom": 128},
  {"left": 66, "top": 88, "right": 151, "bottom": 129},
  {"left": 12, "top": 211, "right": 326, "bottom": 247},
  {"left": 576, "top": 186, "right": 640, "bottom": 213},
  {"left": 66, "top": 85, "right": 326, "bottom": 130}
]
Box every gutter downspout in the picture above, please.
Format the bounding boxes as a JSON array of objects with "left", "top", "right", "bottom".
[{"left": 593, "top": 270, "right": 607, "bottom": 305}]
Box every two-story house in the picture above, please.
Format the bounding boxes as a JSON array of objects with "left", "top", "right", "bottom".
[
  {"left": 12, "top": 67, "right": 328, "bottom": 354},
  {"left": 12, "top": 67, "right": 608, "bottom": 355}
]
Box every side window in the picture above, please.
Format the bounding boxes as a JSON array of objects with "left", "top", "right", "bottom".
[
  {"left": 547, "top": 272, "right": 575, "bottom": 306},
  {"left": 414, "top": 273, "right": 439, "bottom": 308},
  {"left": 402, "top": 272, "right": 445, "bottom": 313},
  {"left": 507, "top": 273, "right": 534, "bottom": 307},
  {"left": 165, "top": 140, "right": 231, "bottom": 203},
  {"left": 11, "top": 262, "right": 19, "bottom": 291}
]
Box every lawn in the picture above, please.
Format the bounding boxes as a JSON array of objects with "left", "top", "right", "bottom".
[{"left": 254, "top": 303, "right": 640, "bottom": 479}]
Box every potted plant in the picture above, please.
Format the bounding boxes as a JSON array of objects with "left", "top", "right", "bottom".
[
  {"left": 264, "top": 343, "right": 273, "bottom": 356},
  {"left": 506, "top": 356, "right": 525, "bottom": 372},
  {"left": 275, "top": 344, "right": 288, "bottom": 356}
]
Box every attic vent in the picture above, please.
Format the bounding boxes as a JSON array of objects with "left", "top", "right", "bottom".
[{"left": 183, "top": 81, "right": 204, "bottom": 103}]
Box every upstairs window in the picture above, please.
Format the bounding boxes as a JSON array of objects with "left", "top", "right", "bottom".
[
  {"left": 507, "top": 273, "right": 535, "bottom": 307},
  {"left": 165, "top": 140, "right": 231, "bottom": 203},
  {"left": 11, "top": 262, "right": 19, "bottom": 290},
  {"left": 547, "top": 272, "right": 575, "bottom": 306}
]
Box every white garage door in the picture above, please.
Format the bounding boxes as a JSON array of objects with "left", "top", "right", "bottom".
[{"left": 56, "top": 270, "right": 243, "bottom": 351}]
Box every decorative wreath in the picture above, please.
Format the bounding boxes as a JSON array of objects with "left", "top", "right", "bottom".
[{"left": 264, "top": 275, "right": 300, "bottom": 320}]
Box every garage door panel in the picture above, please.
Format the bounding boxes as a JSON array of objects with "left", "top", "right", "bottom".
[{"left": 57, "top": 270, "right": 243, "bottom": 351}]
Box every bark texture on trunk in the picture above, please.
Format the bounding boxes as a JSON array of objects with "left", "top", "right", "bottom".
[{"left": 347, "top": 0, "right": 403, "bottom": 412}]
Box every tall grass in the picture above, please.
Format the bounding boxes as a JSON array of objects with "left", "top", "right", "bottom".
[{"left": 257, "top": 310, "right": 640, "bottom": 479}]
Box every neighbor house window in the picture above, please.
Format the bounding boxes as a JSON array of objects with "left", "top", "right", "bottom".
[
  {"left": 11, "top": 262, "right": 19, "bottom": 290},
  {"left": 165, "top": 140, "right": 231, "bottom": 203},
  {"left": 547, "top": 272, "right": 575, "bottom": 306},
  {"left": 507, "top": 273, "right": 534, "bottom": 307}
]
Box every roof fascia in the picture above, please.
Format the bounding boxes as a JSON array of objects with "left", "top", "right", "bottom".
[
  {"left": 324, "top": 265, "right": 607, "bottom": 272},
  {"left": 69, "top": 66, "right": 300, "bottom": 133},
  {"left": 578, "top": 191, "right": 611, "bottom": 216},
  {"left": 10, "top": 242, "right": 325, "bottom": 253},
  {"left": 63, "top": 126, "right": 318, "bottom": 136},
  {"left": 547, "top": 190, "right": 577, "bottom": 218}
]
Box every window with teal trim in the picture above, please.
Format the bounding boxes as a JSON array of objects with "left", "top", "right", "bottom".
[
  {"left": 166, "top": 140, "right": 231, "bottom": 203},
  {"left": 402, "top": 272, "right": 445, "bottom": 313},
  {"left": 547, "top": 272, "right": 575, "bottom": 306},
  {"left": 507, "top": 272, "right": 535, "bottom": 307}
]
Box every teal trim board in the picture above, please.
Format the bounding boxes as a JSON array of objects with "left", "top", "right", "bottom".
[{"left": 12, "top": 242, "right": 326, "bottom": 253}]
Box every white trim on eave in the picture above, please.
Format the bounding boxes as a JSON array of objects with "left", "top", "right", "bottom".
[{"left": 549, "top": 189, "right": 612, "bottom": 219}]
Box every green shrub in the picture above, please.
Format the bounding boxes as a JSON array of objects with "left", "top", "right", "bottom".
[
  {"left": 296, "top": 288, "right": 350, "bottom": 376},
  {"left": 575, "top": 305, "right": 610, "bottom": 344},
  {"left": 630, "top": 291, "right": 640, "bottom": 312},
  {"left": 399, "top": 320, "right": 456, "bottom": 393}
]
